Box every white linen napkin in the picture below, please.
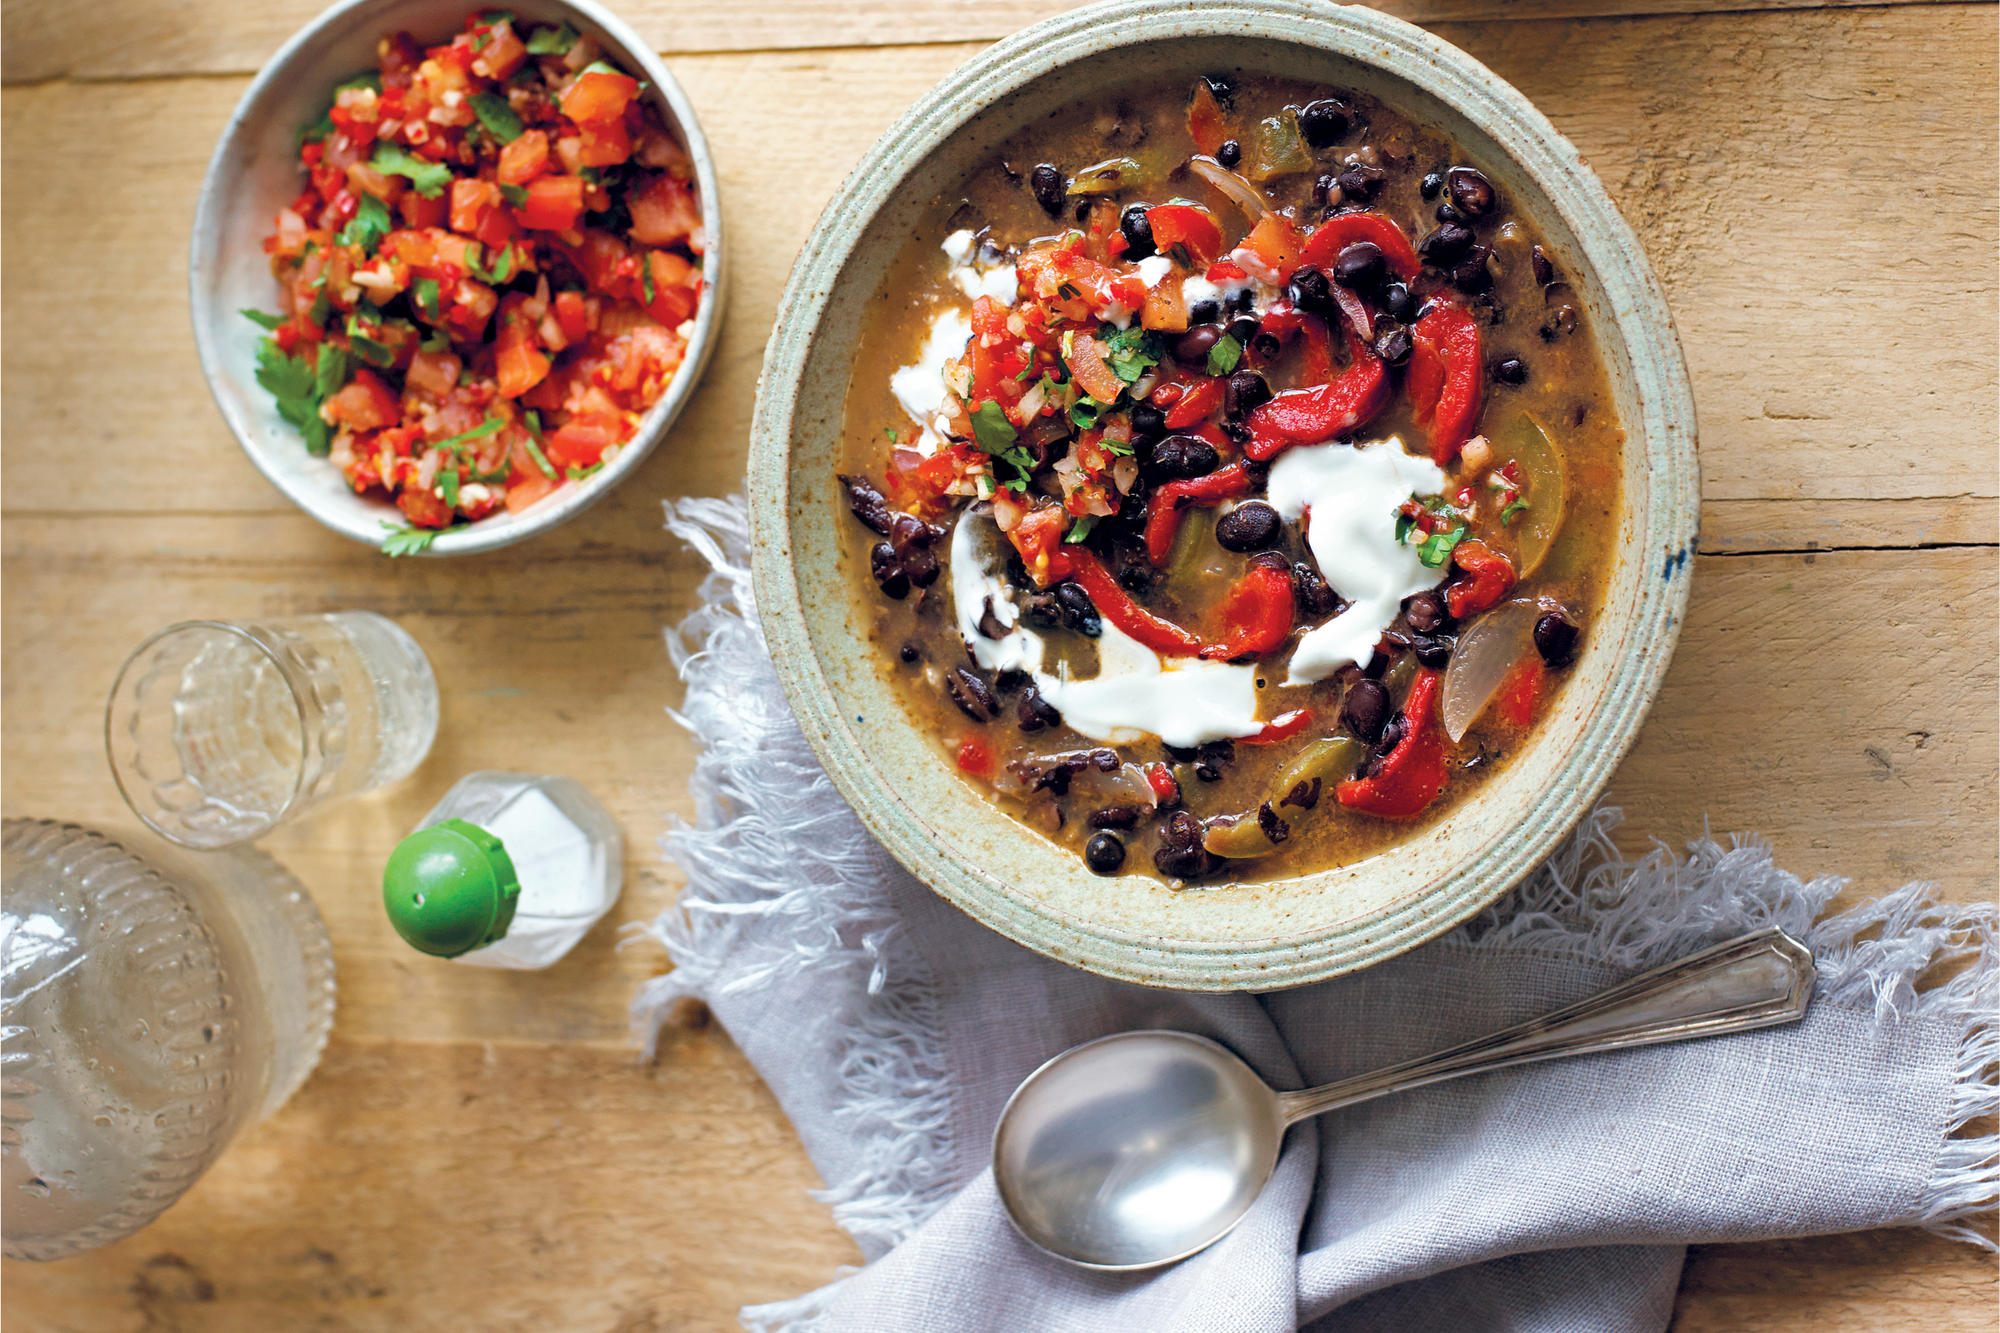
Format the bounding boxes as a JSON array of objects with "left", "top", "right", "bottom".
[{"left": 634, "top": 497, "right": 1996, "bottom": 1333}]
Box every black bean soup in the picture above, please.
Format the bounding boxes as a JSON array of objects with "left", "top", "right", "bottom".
[{"left": 836, "top": 74, "right": 1623, "bottom": 885}]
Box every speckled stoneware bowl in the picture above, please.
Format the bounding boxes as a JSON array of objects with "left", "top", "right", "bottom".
[
  {"left": 750, "top": 0, "right": 1698, "bottom": 990},
  {"left": 191, "top": 0, "right": 725, "bottom": 556}
]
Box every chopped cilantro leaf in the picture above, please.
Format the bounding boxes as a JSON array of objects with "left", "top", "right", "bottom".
[
  {"left": 336, "top": 192, "right": 392, "bottom": 256},
  {"left": 477, "top": 9, "right": 517, "bottom": 25},
  {"left": 335, "top": 71, "right": 382, "bottom": 94},
  {"left": 1104, "top": 432, "right": 1134, "bottom": 458},
  {"left": 1100, "top": 327, "right": 1163, "bottom": 383},
  {"left": 298, "top": 110, "right": 335, "bottom": 150},
  {"left": 420, "top": 329, "right": 451, "bottom": 353},
  {"left": 241, "top": 308, "right": 286, "bottom": 331},
  {"left": 466, "top": 244, "right": 515, "bottom": 285},
  {"left": 307, "top": 289, "right": 332, "bottom": 328},
  {"left": 564, "top": 462, "right": 605, "bottom": 481},
  {"left": 1206, "top": 333, "right": 1243, "bottom": 377},
  {"left": 1501, "top": 498, "right": 1531, "bottom": 526},
  {"left": 498, "top": 181, "right": 528, "bottom": 208},
  {"left": 369, "top": 143, "right": 453, "bottom": 198},
  {"left": 520, "top": 413, "right": 559, "bottom": 478},
  {"left": 348, "top": 333, "right": 396, "bottom": 368},
  {"left": 438, "top": 468, "right": 461, "bottom": 508},
  {"left": 313, "top": 344, "right": 348, "bottom": 402},
  {"left": 1393, "top": 512, "right": 1416, "bottom": 545},
  {"left": 1416, "top": 525, "right": 1468, "bottom": 569},
  {"left": 413, "top": 276, "right": 441, "bottom": 320},
  {"left": 642, "top": 258, "right": 656, "bottom": 305},
  {"left": 1068, "top": 395, "right": 1114, "bottom": 430},
  {"left": 468, "top": 91, "right": 524, "bottom": 143},
  {"left": 380, "top": 522, "right": 461, "bottom": 556},
  {"left": 997, "top": 446, "right": 1037, "bottom": 491},
  {"left": 1167, "top": 241, "right": 1193, "bottom": 270},
  {"left": 970, "top": 400, "right": 1018, "bottom": 454},
  {"left": 1064, "top": 515, "right": 1099, "bottom": 544},
  {"left": 578, "top": 60, "right": 626, "bottom": 78},
  {"left": 525, "top": 20, "right": 579, "bottom": 54},
  {"left": 1014, "top": 358, "right": 1039, "bottom": 383},
  {"left": 434, "top": 417, "right": 507, "bottom": 453},
  {"left": 255, "top": 340, "right": 326, "bottom": 454}
]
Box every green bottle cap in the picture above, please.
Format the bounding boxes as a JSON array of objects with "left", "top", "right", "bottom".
[{"left": 382, "top": 818, "right": 521, "bottom": 958}]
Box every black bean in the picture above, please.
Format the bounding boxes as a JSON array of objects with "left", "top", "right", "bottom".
[
  {"left": 1450, "top": 247, "right": 1493, "bottom": 294},
  {"left": 1083, "top": 832, "right": 1126, "bottom": 875},
  {"left": 1404, "top": 589, "right": 1448, "bottom": 633},
  {"left": 1419, "top": 223, "right": 1476, "bottom": 266},
  {"left": 1492, "top": 357, "right": 1528, "bottom": 387},
  {"left": 1292, "top": 562, "right": 1340, "bottom": 618},
  {"left": 1298, "top": 98, "right": 1350, "bottom": 147},
  {"left": 1154, "top": 843, "right": 1219, "bottom": 880},
  {"left": 1020, "top": 591, "right": 1063, "bottom": 632},
  {"left": 1017, "top": 689, "right": 1062, "bottom": 733},
  {"left": 1129, "top": 403, "right": 1166, "bottom": 442},
  {"left": 1120, "top": 204, "right": 1156, "bottom": 260},
  {"left": 901, "top": 544, "right": 939, "bottom": 588},
  {"left": 1530, "top": 244, "right": 1556, "bottom": 287},
  {"left": 899, "top": 642, "right": 921, "bottom": 664},
  {"left": 1160, "top": 808, "right": 1203, "bottom": 851},
  {"left": 1201, "top": 74, "right": 1237, "bottom": 107},
  {"left": 1373, "top": 324, "right": 1412, "bottom": 367},
  {"left": 1419, "top": 170, "right": 1447, "bottom": 200},
  {"left": 838, "top": 474, "right": 895, "bottom": 536},
  {"left": 1332, "top": 241, "right": 1387, "bottom": 292},
  {"left": 1088, "top": 805, "right": 1144, "bottom": 830},
  {"left": 1226, "top": 288, "right": 1256, "bottom": 316},
  {"left": 1447, "top": 166, "right": 1496, "bottom": 219},
  {"left": 1174, "top": 324, "right": 1222, "bottom": 366},
  {"left": 1216, "top": 140, "right": 1242, "bottom": 169},
  {"left": 1090, "top": 748, "right": 1120, "bottom": 772},
  {"left": 1054, "top": 581, "right": 1102, "bottom": 638},
  {"left": 1335, "top": 164, "right": 1385, "bottom": 202},
  {"left": 1187, "top": 298, "right": 1222, "bottom": 325},
  {"left": 1252, "top": 331, "right": 1282, "bottom": 360},
  {"left": 1535, "top": 613, "right": 1580, "bottom": 668},
  {"left": 1225, "top": 370, "right": 1271, "bottom": 419},
  {"left": 1313, "top": 172, "right": 1341, "bottom": 206},
  {"left": 1149, "top": 435, "right": 1220, "bottom": 479},
  {"left": 1288, "top": 264, "right": 1336, "bottom": 319},
  {"left": 1279, "top": 777, "right": 1321, "bottom": 810},
  {"left": 1410, "top": 633, "right": 1454, "bottom": 670},
  {"left": 888, "top": 512, "right": 926, "bottom": 552},
  {"left": 1075, "top": 201, "right": 1091, "bottom": 223},
  {"left": 1372, "top": 714, "right": 1406, "bottom": 762},
  {"left": 1381, "top": 282, "right": 1416, "bottom": 324},
  {"left": 1340, "top": 677, "right": 1390, "bottom": 743},
  {"left": 869, "top": 543, "right": 909, "bottom": 599},
  {"left": 1256, "top": 802, "right": 1291, "bottom": 846},
  {"left": 1030, "top": 164, "right": 1066, "bottom": 216},
  {"left": 1214, "top": 501, "right": 1282, "bottom": 552},
  {"left": 1225, "top": 315, "right": 1259, "bottom": 346},
  {"left": 1434, "top": 202, "right": 1466, "bottom": 225},
  {"left": 945, "top": 667, "right": 997, "bottom": 721}
]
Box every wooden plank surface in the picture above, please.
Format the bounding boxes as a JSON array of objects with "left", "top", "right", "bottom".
[{"left": 2, "top": 0, "right": 1995, "bottom": 1328}]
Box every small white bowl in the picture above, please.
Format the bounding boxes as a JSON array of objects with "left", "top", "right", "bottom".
[{"left": 190, "top": 0, "right": 725, "bottom": 555}]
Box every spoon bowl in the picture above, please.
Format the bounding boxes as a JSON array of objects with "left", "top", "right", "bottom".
[{"left": 993, "top": 1031, "right": 1282, "bottom": 1269}]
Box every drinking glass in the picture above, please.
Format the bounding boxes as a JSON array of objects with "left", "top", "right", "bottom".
[{"left": 106, "top": 612, "right": 439, "bottom": 848}]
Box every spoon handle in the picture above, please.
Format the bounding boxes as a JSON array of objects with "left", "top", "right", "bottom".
[{"left": 1275, "top": 927, "right": 1816, "bottom": 1127}]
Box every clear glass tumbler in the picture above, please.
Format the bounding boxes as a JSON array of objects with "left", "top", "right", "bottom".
[{"left": 106, "top": 612, "right": 439, "bottom": 849}]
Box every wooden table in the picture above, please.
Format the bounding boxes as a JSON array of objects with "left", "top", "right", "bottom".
[{"left": 3, "top": 0, "right": 1993, "bottom": 1325}]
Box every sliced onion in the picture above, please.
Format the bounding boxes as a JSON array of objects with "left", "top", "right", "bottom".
[
  {"left": 1441, "top": 598, "right": 1540, "bottom": 743},
  {"left": 1490, "top": 412, "right": 1568, "bottom": 579},
  {"left": 1189, "top": 156, "right": 1269, "bottom": 222}
]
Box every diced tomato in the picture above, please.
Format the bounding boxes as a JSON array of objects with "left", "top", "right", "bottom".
[
  {"left": 560, "top": 69, "right": 640, "bottom": 126},
  {"left": 626, "top": 173, "right": 700, "bottom": 249},
  {"left": 1186, "top": 79, "right": 1228, "bottom": 157},
  {"left": 1164, "top": 377, "right": 1223, "bottom": 430},
  {"left": 1239, "top": 213, "right": 1305, "bottom": 283},
  {"left": 449, "top": 177, "right": 502, "bottom": 236},
  {"left": 644, "top": 250, "right": 699, "bottom": 326},
  {"left": 494, "top": 294, "right": 551, "bottom": 399},
  {"left": 405, "top": 348, "right": 461, "bottom": 398},
  {"left": 554, "top": 289, "right": 590, "bottom": 344},
  {"left": 379, "top": 32, "right": 425, "bottom": 88},
  {"left": 519, "top": 174, "right": 586, "bottom": 231},
  {"left": 505, "top": 473, "right": 558, "bottom": 514},
  {"left": 1146, "top": 204, "right": 1225, "bottom": 267},
  {"left": 1064, "top": 335, "right": 1126, "bottom": 405},
  {"left": 546, "top": 413, "right": 622, "bottom": 468},
  {"left": 577, "top": 119, "right": 632, "bottom": 168},
  {"left": 956, "top": 735, "right": 995, "bottom": 778},
  {"left": 470, "top": 20, "right": 526, "bottom": 80},
  {"left": 398, "top": 189, "right": 448, "bottom": 230},
  {"left": 1008, "top": 505, "right": 1068, "bottom": 583},
  {"left": 1140, "top": 274, "right": 1189, "bottom": 332},
  {"left": 322, "top": 366, "right": 401, "bottom": 430},
  {"left": 496, "top": 129, "right": 549, "bottom": 185},
  {"left": 398, "top": 483, "right": 455, "bottom": 529},
  {"left": 569, "top": 229, "right": 636, "bottom": 299}
]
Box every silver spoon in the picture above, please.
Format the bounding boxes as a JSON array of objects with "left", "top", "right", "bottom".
[{"left": 992, "top": 927, "right": 1816, "bottom": 1270}]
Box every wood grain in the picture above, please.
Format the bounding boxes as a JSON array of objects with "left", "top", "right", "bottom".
[
  {"left": 2, "top": 0, "right": 1995, "bottom": 1328},
  {"left": 0, "top": 0, "right": 1965, "bottom": 84}
]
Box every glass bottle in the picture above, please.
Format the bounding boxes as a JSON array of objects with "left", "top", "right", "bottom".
[
  {"left": 383, "top": 773, "right": 622, "bottom": 969},
  {"left": 1, "top": 819, "right": 337, "bottom": 1261}
]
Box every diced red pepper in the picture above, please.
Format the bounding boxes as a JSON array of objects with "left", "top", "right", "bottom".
[
  {"left": 1243, "top": 329, "right": 1389, "bottom": 461},
  {"left": 1444, "top": 540, "right": 1517, "bottom": 619},
  {"left": 1145, "top": 762, "right": 1182, "bottom": 806},
  {"left": 1164, "top": 377, "right": 1223, "bottom": 430},
  {"left": 1241, "top": 708, "right": 1314, "bottom": 745},
  {"left": 1144, "top": 462, "right": 1252, "bottom": 564},
  {"left": 1298, "top": 211, "right": 1421, "bottom": 281},
  {"left": 956, "top": 735, "right": 996, "bottom": 778},
  {"left": 519, "top": 174, "right": 586, "bottom": 232},
  {"left": 1047, "top": 548, "right": 1203, "bottom": 657},
  {"left": 1146, "top": 204, "right": 1225, "bottom": 268},
  {"left": 1199, "top": 556, "right": 1295, "bottom": 661},
  {"left": 559, "top": 69, "right": 639, "bottom": 126},
  {"left": 1409, "top": 301, "right": 1483, "bottom": 465},
  {"left": 1336, "top": 668, "right": 1449, "bottom": 820},
  {"left": 1238, "top": 214, "right": 1305, "bottom": 283}
]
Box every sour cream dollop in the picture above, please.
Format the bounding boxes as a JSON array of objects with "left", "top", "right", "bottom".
[
  {"left": 1266, "top": 436, "right": 1450, "bottom": 685},
  {"left": 942, "top": 228, "right": 1018, "bottom": 305}
]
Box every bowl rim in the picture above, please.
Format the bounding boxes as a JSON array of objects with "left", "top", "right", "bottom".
[
  {"left": 188, "top": 0, "right": 727, "bottom": 557},
  {"left": 749, "top": 0, "right": 1700, "bottom": 990}
]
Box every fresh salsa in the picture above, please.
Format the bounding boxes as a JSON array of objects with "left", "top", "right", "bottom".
[
  {"left": 838, "top": 75, "right": 1622, "bottom": 883},
  {"left": 247, "top": 10, "right": 706, "bottom": 553}
]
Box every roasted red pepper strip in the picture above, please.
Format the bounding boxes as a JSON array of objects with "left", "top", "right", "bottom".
[
  {"left": 1493, "top": 655, "right": 1544, "bottom": 728},
  {"left": 1164, "top": 376, "right": 1224, "bottom": 430},
  {"left": 1336, "top": 668, "right": 1448, "bottom": 820},
  {"left": 1443, "top": 540, "right": 1517, "bottom": 619},
  {"left": 1199, "top": 557, "right": 1295, "bottom": 661},
  {"left": 1144, "top": 462, "right": 1253, "bottom": 564},
  {"left": 1410, "top": 302, "right": 1483, "bottom": 465},
  {"left": 1047, "top": 547, "right": 1204, "bottom": 657},
  {"left": 1297, "top": 211, "right": 1421, "bottom": 281},
  {"left": 1240, "top": 708, "right": 1314, "bottom": 745},
  {"left": 1244, "top": 328, "right": 1389, "bottom": 461}
]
